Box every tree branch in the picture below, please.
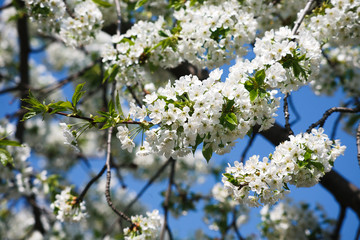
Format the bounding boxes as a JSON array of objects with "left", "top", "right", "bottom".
[
  {"left": 291, "top": 0, "right": 315, "bottom": 35},
  {"left": 332, "top": 205, "right": 346, "bottom": 240},
  {"left": 160, "top": 158, "right": 176, "bottom": 240},
  {"left": 77, "top": 164, "right": 106, "bottom": 203},
  {"left": 283, "top": 93, "right": 294, "bottom": 135},
  {"left": 306, "top": 106, "right": 360, "bottom": 133}
]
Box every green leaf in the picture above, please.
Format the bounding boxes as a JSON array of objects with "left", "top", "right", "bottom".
[
  {"left": 72, "top": 83, "right": 86, "bottom": 108},
  {"left": 103, "top": 65, "right": 119, "bottom": 84},
  {"left": 135, "top": 0, "right": 148, "bottom": 9},
  {"left": 283, "top": 182, "right": 290, "bottom": 190},
  {"left": 202, "top": 144, "right": 213, "bottom": 163},
  {"left": 225, "top": 112, "right": 237, "bottom": 126},
  {"left": 22, "top": 111, "right": 38, "bottom": 121},
  {"left": 249, "top": 89, "right": 258, "bottom": 102},
  {"left": 158, "top": 30, "right": 169, "bottom": 38},
  {"left": 115, "top": 93, "right": 124, "bottom": 117},
  {"left": 223, "top": 173, "right": 239, "bottom": 186},
  {"left": 108, "top": 99, "right": 114, "bottom": 113},
  {"left": 0, "top": 148, "right": 14, "bottom": 167},
  {"left": 91, "top": 0, "right": 112, "bottom": 7},
  {"left": 0, "top": 140, "right": 22, "bottom": 147},
  {"left": 192, "top": 134, "right": 204, "bottom": 154},
  {"left": 254, "top": 69, "right": 266, "bottom": 86},
  {"left": 244, "top": 80, "right": 254, "bottom": 92},
  {"left": 310, "top": 161, "right": 324, "bottom": 172}
]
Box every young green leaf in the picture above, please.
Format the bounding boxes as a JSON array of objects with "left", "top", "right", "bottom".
[
  {"left": 254, "top": 69, "right": 266, "bottom": 86},
  {"left": 72, "top": 83, "right": 86, "bottom": 108},
  {"left": 0, "top": 139, "right": 22, "bottom": 147},
  {"left": 249, "top": 89, "right": 258, "bottom": 102},
  {"left": 103, "top": 65, "right": 119, "bottom": 84},
  {"left": 202, "top": 144, "right": 213, "bottom": 163},
  {"left": 135, "top": 0, "right": 148, "bottom": 10},
  {"left": 91, "top": 0, "right": 112, "bottom": 8},
  {"left": 225, "top": 112, "right": 237, "bottom": 126}
]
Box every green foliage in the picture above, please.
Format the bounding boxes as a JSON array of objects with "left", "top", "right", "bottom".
[
  {"left": 103, "top": 65, "right": 120, "bottom": 84},
  {"left": 91, "top": 0, "right": 113, "bottom": 8},
  {"left": 135, "top": 0, "right": 148, "bottom": 10},
  {"left": 244, "top": 69, "right": 268, "bottom": 102},
  {"left": 202, "top": 143, "right": 213, "bottom": 163}
]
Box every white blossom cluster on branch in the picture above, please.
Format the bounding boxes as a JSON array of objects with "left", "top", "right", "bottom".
[
  {"left": 222, "top": 128, "right": 346, "bottom": 207},
  {"left": 25, "top": 0, "right": 103, "bottom": 47},
  {"left": 123, "top": 209, "right": 162, "bottom": 239},
  {"left": 51, "top": 187, "right": 87, "bottom": 222}
]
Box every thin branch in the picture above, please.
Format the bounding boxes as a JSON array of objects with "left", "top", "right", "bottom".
[
  {"left": 232, "top": 210, "right": 245, "bottom": 240},
  {"left": 288, "top": 94, "right": 301, "bottom": 125},
  {"left": 127, "top": 85, "right": 143, "bottom": 107},
  {"left": 331, "top": 113, "right": 343, "bottom": 140},
  {"left": 124, "top": 158, "right": 173, "bottom": 213},
  {"left": 332, "top": 205, "right": 346, "bottom": 240},
  {"left": 104, "top": 126, "right": 133, "bottom": 224},
  {"left": 291, "top": 0, "right": 315, "bottom": 35},
  {"left": 160, "top": 158, "right": 176, "bottom": 240},
  {"left": 38, "top": 61, "right": 99, "bottom": 96},
  {"left": 77, "top": 164, "right": 106, "bottom": 203},
  {"left": 357, "top": 123, "right": 360, "bottom": 169},
  {"left": 114, "top": 0, "right": 122, "bottom": 36},
  {"left": 306, "top": 106, "right": 360, "bottom": 133},
  {"left": 240, "top": 130, "right": 257, "bottom": 163},
  {"left": 283, "top": 93, "right": 294, "bottom": 135}
]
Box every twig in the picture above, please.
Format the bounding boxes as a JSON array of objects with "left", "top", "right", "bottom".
[
  {"left": 38, "top": 61, "right": 99, "bottom": 96},
  {"left": 288, "top": 94, "right": 301, "bottom": 125},
  {"left": 306, "top": 106, "right": 360, "bottom": 133},
  {"left": 77, "top": 164, "right": 106, "bottom": 203},
  {"left": 291, "top": 0, "right": 315, "bottom": 35},
  {"left": 332, "top": 205, "right": 346, "bottom": 240},
  {"left": 232, "top": 210, "right": 245, "bottom": 240},
  {"left": 160, "top": 158, "right": 176, "bottom": 240},
  {"left": 127, "top": 85, "right": 143, "bottom": 106},
  {"left": 357, "top": 123, "right": 360, "bottom": 169},
  {"left": 124, "top": 158, "right": 173, "bottom": 213},
  {"left": 114, "top": 0, "right": 122, "bottom": 36},
  {"left": 240, "top": 130, "right": 257, "bottom": 163},
  {"left": 283, "top": 93, "right": 294, "bottom": 136},
  {"left": 104, "top": 126, "right": 133, "bottom": 224},
  {"left": 62, "top": 0, "right": 75, "bottom": 19}
]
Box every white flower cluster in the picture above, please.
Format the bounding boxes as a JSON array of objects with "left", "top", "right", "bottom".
[
  {"left": 59, "top": 123, "right": 80, "bottom": 153},
  {"left": 119, "top": 68, "right": 279, "bottom": 160},
  {"left": 173, "top": 0, "right": 257, "bottom": 69},
  {"left": 260, "top": 201, "right": 333, "bottom": 240},
  {"left": 51, "top": 187, "right": 87, "bottom": 222},
  {"left": 123, "top": 210, "right": 162, "bottom": 240},
  {"left": 311, "top": 45, "right": 360, "bottom": 97},
  {"left": 25, "top": 0, "right": 103, "bottom": 47},
  {"left": 222, "top": 128, "right": 346, "bottom": 207},
  {"left": 59, "top": 1, "right": 103, "bottom": 47},
  {"left": 102, "top": 0, "right": 257, "bottom": 85},
  {"left": 251, "top": 26, "right": 321, "bottom": 93},
  {"left": 102, "top": 17, "right": 179, "bottom": 85},
  {"left": 25, "top": 0, "right": 66, "bottom": 32},
  {"left": 305, "top": 0, "right": 360, "bottom": 46}
]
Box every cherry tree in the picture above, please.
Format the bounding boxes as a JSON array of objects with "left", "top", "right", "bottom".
[{"left": 0, "top": 0, "right": 359, "bottom": 239}]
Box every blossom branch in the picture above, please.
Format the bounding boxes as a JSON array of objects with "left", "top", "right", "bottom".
[
  {"left": 291, "top": 0, "right": 315, "bottom": 35},
  {"left": 283, "top": 93, "right": 294, "bottom": 135},
  {"left": 306, "top": 106, "right": 360, "bottom": 133},
  {"left": 114, "top": 0, "right": 122, "bottom": 36},
  {"left": 160, "top": 158, "right": 176, "bottom": 240}
]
